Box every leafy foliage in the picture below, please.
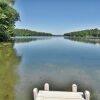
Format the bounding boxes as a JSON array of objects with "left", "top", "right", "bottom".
[
  {"left": 0, "top": 1, "right": 20, "bottom": 42},
  {"left": 0, "top": 0, "right": 15, "bottom": 5}
]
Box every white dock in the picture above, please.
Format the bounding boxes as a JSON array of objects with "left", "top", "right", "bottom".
[{"left": 33, "top": 83, "right": 90, "bottom": 100}]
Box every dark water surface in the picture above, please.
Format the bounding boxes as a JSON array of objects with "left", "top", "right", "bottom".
[{"left": 8, "top": 37, "right": 100, "bottom": 100}]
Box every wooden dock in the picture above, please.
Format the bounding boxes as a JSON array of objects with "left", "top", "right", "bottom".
[{"left": 33, "top": 83, "right": 90, "bottom": 100}]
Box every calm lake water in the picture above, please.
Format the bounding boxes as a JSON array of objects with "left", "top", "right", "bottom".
[{"left": 1, "top": 36, "right": 100, "bottom": 100}]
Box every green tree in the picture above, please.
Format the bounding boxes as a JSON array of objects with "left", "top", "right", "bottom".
[
  {"left": 0, "top": 0, "right": 15, "bottom": 5},
  {"left": 0, "top": 0, "right": 20, "bottom": 42}
]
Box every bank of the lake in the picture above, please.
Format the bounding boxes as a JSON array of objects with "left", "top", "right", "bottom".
[
  {"left": 64, "top": 28, "right": 100, "bottom": 38},
  {"left": 14, "top": 29, "right": 53, "bottom": 36},
  {"left": 64, "top": 28, "right": 100, "bottom": 44}
]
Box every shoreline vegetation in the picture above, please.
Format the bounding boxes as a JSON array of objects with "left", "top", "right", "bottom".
[
  {"left": 64, "top": 28, "right": 100, "bottom": 38},
  {"left": 64, "top": 28, "right": 100, "bottom": 44},
  {"left": 14, "top": 29, "right": 52, "bottom": 36}
]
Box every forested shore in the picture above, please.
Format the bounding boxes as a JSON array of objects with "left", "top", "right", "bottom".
[
  {"left": 14, "top": 29, "right": 52, "bottom": 36},
  {"left": 64, "top": 29, "right": 100, "bottom": 38}
]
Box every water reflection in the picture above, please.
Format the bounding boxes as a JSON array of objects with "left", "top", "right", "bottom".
[
  {"left": 12, "top": 36, "right": 52, "bottom": 43},
  {"left": 0, "top": 43, "right": 21, "bottom": 100},
  {"left": 14, "top": 37, "right": 100, "bottom": 100},
  {"left": 64, "top": 37, "right": 100, "bottom": 45}
]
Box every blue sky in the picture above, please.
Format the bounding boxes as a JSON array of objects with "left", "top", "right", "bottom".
[{"left": 14, "top": 0, "right": 100, "bottom": 34}]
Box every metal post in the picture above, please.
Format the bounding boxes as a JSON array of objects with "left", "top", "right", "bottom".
[
  {"left": 33, "top": 88, "right": 38, "bottom": 100},
  {"left": 85, "top": 90, "right": 90, "bottom": 100},
  {"left": 44, "top": 83, "right": 49, "bottom": 91},
  {"left": 72, "top": 84, "right": 77, "bottom": 92}
]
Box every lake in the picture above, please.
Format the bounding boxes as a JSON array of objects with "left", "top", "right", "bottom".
[{"left": 0, "top": 36, "right": 100, "bottom": 100}]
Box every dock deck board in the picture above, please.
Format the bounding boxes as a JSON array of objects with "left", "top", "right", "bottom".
[{"left": 36, "top": 91, "right": 85, "bottom": 100}]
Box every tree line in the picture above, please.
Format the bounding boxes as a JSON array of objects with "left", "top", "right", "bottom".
[
  {"left": 0, "top": 0, "right": 20, "bottom": 42},
  {"left": 64, "top": 29, "right": 100, "bottom": 37},
  {"left": 14, "top": 29, "right": 52, "bottom": 36}
]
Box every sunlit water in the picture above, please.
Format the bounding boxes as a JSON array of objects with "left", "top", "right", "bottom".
[{"left": 13, "top": 36, "right": 100, "bottom": 100}]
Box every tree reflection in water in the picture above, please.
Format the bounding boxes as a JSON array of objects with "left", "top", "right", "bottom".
[{"left": 0, "top": 43, "right": 21, "bottom": 100}]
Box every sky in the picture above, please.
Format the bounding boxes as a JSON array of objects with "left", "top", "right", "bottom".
[{"left": 14, "top": 0, "right": 100, "bottom": 35}]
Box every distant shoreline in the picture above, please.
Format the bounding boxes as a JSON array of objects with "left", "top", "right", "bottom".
[{"left": 64, "top": 28, "right": 100, "bottom": 38}]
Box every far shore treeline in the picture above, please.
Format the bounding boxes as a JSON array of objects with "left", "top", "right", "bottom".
[
  {"left": 14, "top": 29, "right": 52, "bottom": 36},
  {"left": 64, "top": 28, "right": 100, "bottom": 38}
]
